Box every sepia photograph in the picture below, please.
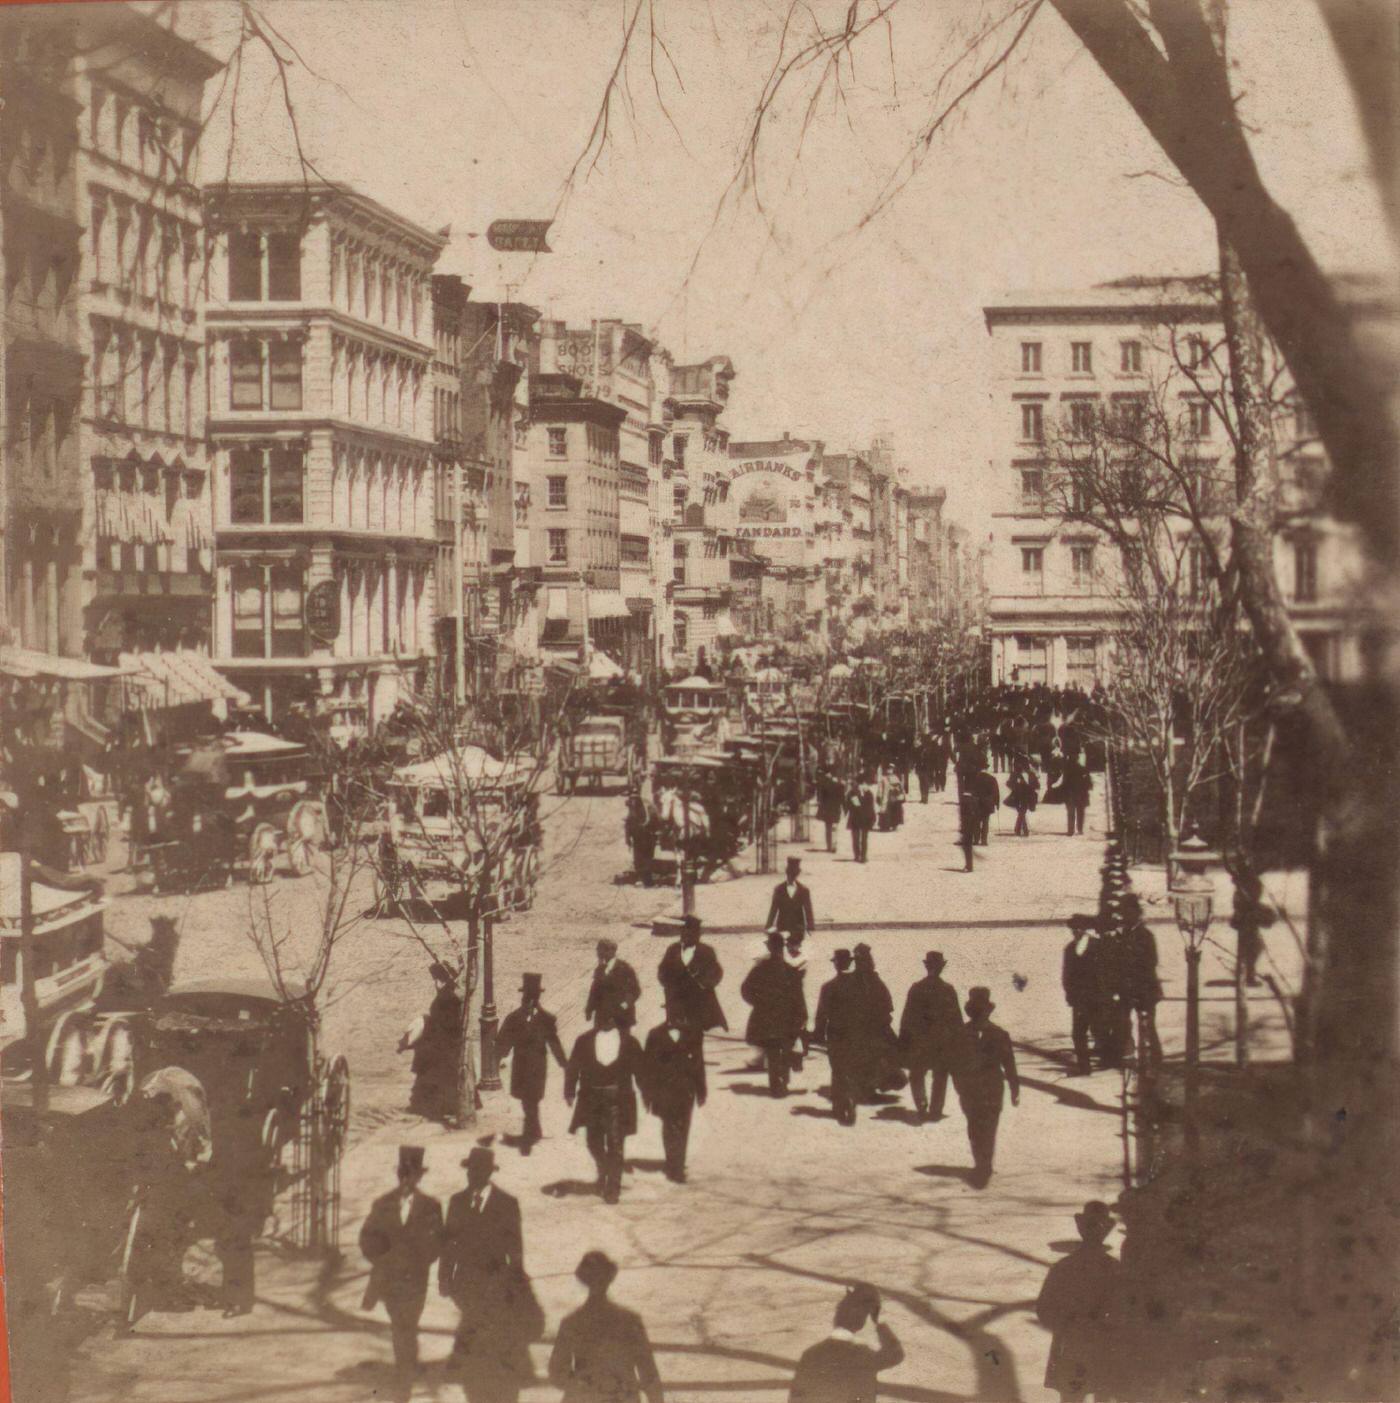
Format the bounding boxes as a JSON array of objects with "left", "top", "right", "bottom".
[{"left": 0, "top": 0, "right": 1396, "bottom": 1399}]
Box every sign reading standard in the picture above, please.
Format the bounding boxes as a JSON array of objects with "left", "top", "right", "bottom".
[{"left": 486, "top": 219, "right": 553, "bottom": 253}]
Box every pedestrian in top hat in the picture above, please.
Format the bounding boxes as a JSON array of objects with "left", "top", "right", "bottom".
[
  {"left": 815, "top": 766, "right": 845, "bottom": 852},
  {"left": 1117, "top": 895, "right": 1163, "bottom": 1067},
  {"left": 440, "top": 1147, "right": 540, "bottom": 1403},
  {"left": 641, "top": 1008, "right": 707, "bottom": 1183},
  {"left": 585, "top": 939, "right": 641, "bottom": 1030},
  {"left": 359, "top": 1147, "right": 444, "bottom": 1402},
  {"left": 956, "top": 783, "right": 980, "bottom": 873},
  {"left": 548, "top": 1252, "right": 663, "bottom": 1403},
  {"left": 564, "top": 1009, "right": 645, "bottom": 1204},
  {"left": 952, "top": 987, "right": 1019, "bottom": 1187},
  {"left": 1062, "top": 916, "right": 1107, "bottom": 1077},
  {"left": 1006, "top": 760, "right": 1039, "bottom": 837},
  {"left": 399, "top": 962, "right": 463, "bottom": 1123},
  {"left": 741, "top": 931, "right": 809, "bottom": 1097},
  {"left": 845, "top": 776, "right": 876, "bottom": 864},
  {"left": 812, "top": 949, "right": 862, "bottom": 1126},
  {"left": 1036, "top": 1201, "right": 1122, "bottom": 1403},
  {"left": 656, "top": 916, "right": 727, "bottom": 1034},
  {"left": 766, "top": 857, "right": 816, "bottom": 944},
  {"left": 899, "top": 951, "right": 964, "bottom": 1121},
  {"left": 788, "top": 1280, "right": 905, "bottom": 1403},
  {"left": 496, "top": 973, "right": 567, "bottom": 1153}
]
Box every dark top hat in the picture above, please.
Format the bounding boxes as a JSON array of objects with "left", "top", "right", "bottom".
[
  {"left": 680, "top": 914, "right": 702, "bottom": 933},
  {"left": 521, "top": 972, "right": 544, "bottom": 996},
  {"left": 785, "top": 856, "right": 802, "bottom": 873},
  {"left": 965, "top": 986, "right": 995, "bottom": 1017},
  {"left": 398, "top": 1145, "right": 426, "bottom": 1178}
]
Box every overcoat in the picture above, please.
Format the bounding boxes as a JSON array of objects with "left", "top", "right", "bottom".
[
  {"left": 766, "top": 880, "right": 816, "bottom": 939},
  {"left": 585, "top": 959, "right": 641, "bottom": 1029},
  {"left": 1036, "top": 1243, "right": 1122, "bottom": 1396},
  {"left": 359, "top": 1189, "right": 443, "bottom": 1311},
  {"left": 657, "top": 941, "right": 728, "bottom": 1031},
  {"left": 898, "top": 974, "right": 964, "bottom": 1063},
  {"left": 496, "top": 1004, "right": 567, "bottom": 1103},
  {"left": 641, "top": 1023, "right": 707, "bottom": 1116},
  {"left": 548, "top": 1296, "right": 663, "bottom": 1403},
  {"left": 564, "top": 1029, "right": 644, "bottom": 1137},
  {"left": 740, "top": 955, "right": 808, "bottom": 1047}
]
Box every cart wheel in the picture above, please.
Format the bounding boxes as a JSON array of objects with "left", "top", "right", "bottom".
[
  {"left": 261, "top": 1106, "right": 285, "bottom": 1167},
  {"left": 320, "top": 1055, "right": 351, "bottom": 1162},
  {"left": 118, "top": 1200, "right": 146, "bottom": 1331},
  {"left": 94, "top": 1017, "right": 137, "bottom": 1104},
  {"left": 248, "top": 823, "right": 279, "bottom": 885},
  {"left": 46, "top": 1010, "right": 89, "bottom": 1086}
]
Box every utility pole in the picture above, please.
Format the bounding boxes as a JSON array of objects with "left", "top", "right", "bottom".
[
  {"left": 454, "top": 457, "right": 466, "bottom": 710},
  {"left": 19, "top": 843, "right": 47, "bottom": 1116}
]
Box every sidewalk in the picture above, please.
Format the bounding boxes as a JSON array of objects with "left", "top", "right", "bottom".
[{"left": 66, "top": 782, "right": 1299, "bottom": 1402}]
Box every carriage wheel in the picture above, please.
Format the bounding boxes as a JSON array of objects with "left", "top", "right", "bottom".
[
  {"left": 261, "top": 1106, "right": 286, "bottom": 1169},
  {"left": 118, "top": 1200, "right": 147, "bottom": 1332},
  {"left": 93, "top": 1017, "right": 137, "bottom": 1104},
  {"left": 248, "top": 822, "right": 279, "bottom": 885},
  {"left": 46, "top": 1010, "right": 89, "bottom": 1086},
  {"left": 320, "top": 1055, "right": 351, "bottom": 1163}
]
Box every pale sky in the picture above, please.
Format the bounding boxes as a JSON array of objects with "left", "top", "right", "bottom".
[{"left": 185, "top": 0, "right": 1395, "bottom": 531}]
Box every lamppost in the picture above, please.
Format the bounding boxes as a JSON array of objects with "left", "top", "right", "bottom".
[{"left": 1169, "top": 829, "right": 1219, "bottom": 1157}]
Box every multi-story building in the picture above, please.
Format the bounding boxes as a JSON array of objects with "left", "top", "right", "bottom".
[
  {"left": 525, "top": 372, "right": 627, "bottom": 660},
  {"left": 982, "top": 280, "right": 1367, "bottom": 686},
  {"left": 203, "top": 180, "right": 446, "bottom": 730},
  {"left": 908, "top": 488, "right": 948, "bottom": 626},
  {"left": 431, "top": 274, "right": 467, "bottom": 694}
]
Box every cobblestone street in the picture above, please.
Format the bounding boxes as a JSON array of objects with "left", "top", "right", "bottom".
[{"left": 62, "top": 781, "right": 1300, "bottom": 1402}]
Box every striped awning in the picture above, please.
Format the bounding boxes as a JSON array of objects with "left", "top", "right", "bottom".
[{"left": 120, "top": 651, "right": 249, "bottom": 710}]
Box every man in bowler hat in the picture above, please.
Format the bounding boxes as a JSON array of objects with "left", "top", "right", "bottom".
[
  {"left": 496, "top": 973, "right": 567, "bottom": 1153},
  {"left": 741, "top": 931, "right": 808, "bottom": 1097},
  {"left": 656, "top": 915, "right": 727, "bottom": 1036},
  {"left": 440, "top": 1148, "right": 538, "bottom": 1403},
  {"left": 952, "top": 987, "right": 1019, "bottom": 1187},
  {"left": 549, "top": 1251, "right": 663, "bottom": 1402},
  {"left": 899, "top": 951, "right": 963, "bottom": 1121},
  {"left": 812, "top": 949, "right": 862, "bottom": 1126},
  {"left": 359, "top": 1146, "right": 444, "bottom": 1401},
  {"left": 585, "top": 939, "right": 641, "bottom": 1030},
  {"left": 789, "top": 1280, "right": 905, "bottom": 1402},
  {"left": 1036, "top": 1201, "right": 1122, "bottom": 1402}
]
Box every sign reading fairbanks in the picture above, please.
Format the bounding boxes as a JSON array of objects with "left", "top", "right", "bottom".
[
  {"left": 725, "top": 447, "right": 814, "bottom": 566},
  {"left": 487, "top": 219, "right": 553, "bottom": 253}
]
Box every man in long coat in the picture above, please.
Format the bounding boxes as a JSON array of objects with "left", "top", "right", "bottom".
[
  {"left": 845, "top": 777, "right": 876, "bottom": 864},
  {"left": 1036, "top": 1201, "right": 1122, "bottom": 1402},
  {"left": 1117, "top": 895, "right": 1163, "bottom": 1066},
  {"left": 656, "top": 916, "right": 727, "bottom": 1034},
  {"left": 952, "top": 987, "right": 1019, "bottom": 1187},
  {"left": 766, "top": 856, "right": 816, "bottom": 944},
  {"left": 641, "top": 1009, "right": 707, "bottom": 1183},
  {"left": 585, "top": 939, "right": 641, "bottom": 1030},
  {"left": 359, "top": 1146, "right": 444, "bottom": 1403},
  {"left": 549, "top": 1251, "right": 663, "bottom": 1403},
  {"left": 496, "top": 972, "right": 567, "bottom": 1153},
  {"left": 1061, "top": 755, "right": 1093, "bottom": 837},
  {"left": 851, "top": 943, "right": 896, "bottom": 1103},
  {"left": 1062, "top": 915, "right": 1107, "bottom": 1076},
  {"left": 815, "top": 766, "right": 846, "bottom": 852},
  {"left": 812, "top": 949, "right": 862, "bottom": 1126},
  {"left": 741, "top": 932, "right": 808, "bottom": 1097},
  {"left": 440, "top": 1147, "right": 538, "bottom": 1403},
  {"left": 564, "top": 1009, "right": 645, "bottom": 1204},
  {"left": 899, "top": 950, "right": 963, "bottom": 1121}
]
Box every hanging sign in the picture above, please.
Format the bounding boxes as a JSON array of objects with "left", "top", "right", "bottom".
[
  {"left": 305, "top": 580, "right": 341, "bottom": 643},
  {"left": 487, "top": 219, "right": 553, "bottom": 253}
]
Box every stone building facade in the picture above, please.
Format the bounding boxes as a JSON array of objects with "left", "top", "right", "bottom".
[{"left": 203, "top": 181, "right": 446, "bottom": 731}]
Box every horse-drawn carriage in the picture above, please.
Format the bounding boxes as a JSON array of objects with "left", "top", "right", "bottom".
[
  {"left": 556, "top": 706, "right": 641, "bottom": 794},
  {"left": 141, "top": 732, "right": 330, "bottom": 891},
  {"left": 660, "top": 675, "right": 730, "bottom": 754},
  {"left": 375, "top": 747, "right": 543, "bottom": 915},
  {"left": 647, "top": 752, "right": 759, "bottom": 883}
]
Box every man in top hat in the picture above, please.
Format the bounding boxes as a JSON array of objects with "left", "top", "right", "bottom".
[
  {"left": 1117, "top": 894, "right": 1163, "bottom": 1067},
  {"left": 496, "top": 973, "right": 567, "bottom": 1154},
  {"left": 440, "top": 1148, "right": 537, "bottom": 1403},
  {"left": 815, "top": 765, "right": 846, "bottom": 852},
  {"left": 766, "top": 856, "right": 817, "bottom": 945},
  {"left": 812, "top": 949, "right": 862, "bottom": 1126},
  {"left": 741, "top": 931, "right": 809, "bottom": 1097},
  {"left": 845, "top": 775, "right": 876, "bottom": 864},
  {"left": 1036, "top": 1201, "right": 1122, "bottom": 1403},
  {"left": 359, "top": 1146, "right": 444, "bottom": 1402},
  {"left": 952, "top": 987, "right": 1019, "bottom": 1187},
  {"left": 851, "top": 943, "right": 896, "bottom": 1104},
  {"left": 564, "top": 1008, "right": 645, "bottom": 1204},
  {"left": 641, "top": 1007, "right": 707, "bottom": 1183},
  {"left": 899, "top": 952, "right": 964, "bottom": 1122},
  {"left": 585, "top": 939, "right": 641, "bottom": 1031},
  {"left": 1062, "top": 916, "right": 1107, "bottom": 1077},
  {"left": 788, "top": 1280, "right": 905, "bottom": 1403},
  {"left": 549, "top": 1251, "right": 663, "bottom": 1403},
  {"left": 656, "top": 916, "right": 727, "bottom": 1036}
]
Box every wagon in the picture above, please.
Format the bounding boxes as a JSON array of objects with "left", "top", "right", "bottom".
[
  {"left": 557, "top": 711, "right": 639, "bottom": 793},
  {"left": 660, "top": 674, "right": 730, "bottom": 754}
]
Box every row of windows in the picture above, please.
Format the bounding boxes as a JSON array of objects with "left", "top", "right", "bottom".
[
  {"left": 433, "top": 385, "right": 461, "bottom": 440},
  {"left": 1019, "top": 337, "right": 1209, "bottom": 376},
  {"left": 92, "top": 327, "right": 200, "bottom": 437},
  {"left": 1017, "top": 399, "right": 1211, "bottom": 442},
  {"left": 328, "top": 237, "right": 426, "bottom": 338},
  {"left": 93, "top": 197, "right": 201, "bottom": 307},
  {"left": 6, "top": 382, "right": 75, "bottom": 481},
  {"left": 228, "top": 231, "right": 301, "bottom": 302},
  {"left": 89, "top": 84, "right": 198, "bottom": 179},
  {"left": 330, "top": 340, "right": 426, "bottom": 431}
]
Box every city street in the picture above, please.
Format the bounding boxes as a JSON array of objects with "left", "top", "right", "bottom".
[{"left": 64, "top": 780, "right": 1298, "bottom": 1402}]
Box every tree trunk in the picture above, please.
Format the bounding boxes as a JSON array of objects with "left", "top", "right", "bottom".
[{"left": 458, "top": 912, "right": 480, "bottom": 1126}]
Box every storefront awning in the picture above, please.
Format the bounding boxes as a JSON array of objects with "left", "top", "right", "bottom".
[
  {"left": 587, "top": 590, "right": 631, "bottom": 620},
  {"left": 0, "top": 646, "right": 127, "bottom": 682},
  {"left": 120, "top": 651, "right": 249, "bottom": 710}
]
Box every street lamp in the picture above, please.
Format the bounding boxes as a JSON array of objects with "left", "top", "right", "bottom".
[{"left": 1169, "top": 828, "right": 1219, "bottom": 1156}]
